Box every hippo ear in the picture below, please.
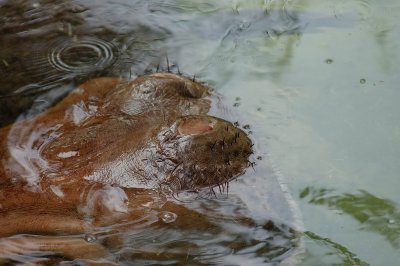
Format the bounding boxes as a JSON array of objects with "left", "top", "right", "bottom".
[{"left": 142, "top": 73, "right": 209, "bottom": 99}]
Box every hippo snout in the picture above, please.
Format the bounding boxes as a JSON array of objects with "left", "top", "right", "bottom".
[{"left": 156, "top": 115, "right": 253, "bottom": 191}]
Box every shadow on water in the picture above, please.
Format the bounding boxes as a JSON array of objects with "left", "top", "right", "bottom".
[{"left": 300, "top": 187, "right": 400, "bottom": 249}]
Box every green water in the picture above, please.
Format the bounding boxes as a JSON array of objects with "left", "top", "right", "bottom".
[
  {"left": 1, "top": 0, "right": 400, "bottom": 265},
  {"left": 216, "top": 0, "right": 400, "bottom": 265}
]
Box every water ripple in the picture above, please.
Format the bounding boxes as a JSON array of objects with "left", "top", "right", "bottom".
[{"left": 48, "top": 37, "right": 119, "bottom": 74}]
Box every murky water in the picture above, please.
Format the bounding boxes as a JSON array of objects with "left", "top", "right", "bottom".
[{"left": 1, "top": 0, "right": 399, "bottom": 265}]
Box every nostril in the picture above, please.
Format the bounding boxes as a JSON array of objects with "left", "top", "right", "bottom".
[
  {"left": 179, "top": 81, "right": 208, "bottom": 99},
  {"left": 147, "top": 73, "right": 209, "bottom": 99},
  {"left": 178, "top": 117, "right": 214, "bottom": 136}
]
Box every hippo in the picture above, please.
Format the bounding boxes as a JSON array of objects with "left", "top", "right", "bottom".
[{"left": 0, "top": 73, "right": 253, "bottom": 263}]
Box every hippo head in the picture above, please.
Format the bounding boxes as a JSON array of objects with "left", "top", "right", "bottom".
[{"left": 22, "top": 73, "right": 252, "bottom": 193}]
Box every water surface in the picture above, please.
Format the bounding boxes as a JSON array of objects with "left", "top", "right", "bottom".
[{"left": 1, "top": 0, "right": 399, "bottom": 265}]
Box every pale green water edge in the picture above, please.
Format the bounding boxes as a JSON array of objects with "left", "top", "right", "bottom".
[{"left": 174, "top": 0, "right": 400, "bottom": 265}]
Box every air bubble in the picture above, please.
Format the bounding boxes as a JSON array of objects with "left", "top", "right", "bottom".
[
  {"left": 159, "top": 211, "right": 177, "bottom": 223},
  {"left": 84, "top": 234, "right": 97, "bottom": 242}
]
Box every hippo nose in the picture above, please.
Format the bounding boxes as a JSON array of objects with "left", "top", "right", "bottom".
[
  {"left": 164, "top": 115, "right": 253, "bottom": 191},
  {"left": 175, "top": 115, "right": 252, "bottom": 150}
]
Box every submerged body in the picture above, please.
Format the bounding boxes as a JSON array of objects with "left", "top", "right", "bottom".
[{"left": 0, "top": 73, "right": 253, "bottom": 263}]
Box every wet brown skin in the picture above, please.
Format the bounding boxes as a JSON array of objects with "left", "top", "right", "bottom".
[{"left": 0, "top": 73, "right": 252, "bottom": 262}]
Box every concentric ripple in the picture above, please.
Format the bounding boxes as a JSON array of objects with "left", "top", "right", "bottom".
[{"left": 48, "top": 37, "right": 119, "bottom": 74}]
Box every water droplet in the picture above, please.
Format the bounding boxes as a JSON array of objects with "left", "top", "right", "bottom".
[
  {"left": 84, "top": 234, "right": 97, "bottom": 242},
  {"left": 360, "top": 78, "right": 366, "bottom": 84},
  {"left": 325, "top": 58, "right": 333, "bottom": 64},
  {"left": 159, "top": 211, "right": 177, "bottom": 223}
]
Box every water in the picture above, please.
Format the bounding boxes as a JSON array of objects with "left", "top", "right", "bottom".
[{"left": 1, "top": 0, "right": 400, "bottom": 265}]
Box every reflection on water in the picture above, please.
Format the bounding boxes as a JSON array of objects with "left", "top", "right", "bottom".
[
  {"left": 113, "top": 196, "right": 301, "bottom": 265},
  {"left": 300, "top": 187, "right": 400, "bottom": 249},
  {"left": 304, "top": 231, "right": 368, "bottom": 266},
  {"left": 0, "top": 194, "right": 301, "bottom": 265}
]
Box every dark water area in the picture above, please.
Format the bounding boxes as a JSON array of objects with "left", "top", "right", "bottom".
[{"left": 0, "top": 0, "right": 168, "bottom": 126}]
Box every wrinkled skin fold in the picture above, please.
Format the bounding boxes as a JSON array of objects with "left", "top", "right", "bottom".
[{"left": 0, "top": 73, "right": 253, "bottom": 263}]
